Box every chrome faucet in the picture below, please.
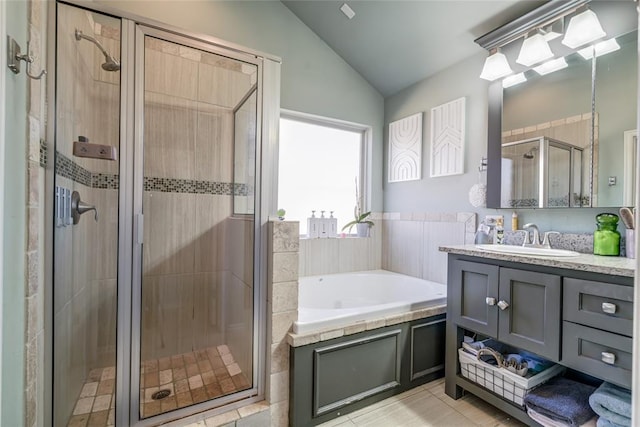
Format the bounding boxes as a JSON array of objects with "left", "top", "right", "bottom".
[{"left": 522, "top": 223, "right": 559, "bottom": 249}]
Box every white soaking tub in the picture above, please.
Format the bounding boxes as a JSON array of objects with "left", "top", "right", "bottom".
[{"left": 293, "top": 270, "right": 447, "bottom": 334}]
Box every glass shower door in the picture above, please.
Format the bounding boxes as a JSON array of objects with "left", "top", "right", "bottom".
[
  {"left": 53, "top": 4, "right": 121, "bottom": 426},
  {"left": 135, "top": 29, "right": 259, "bottom": 420}
]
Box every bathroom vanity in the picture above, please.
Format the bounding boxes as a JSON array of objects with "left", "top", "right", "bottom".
[{"left": 441, "top": 245, "right": 634, "bottom": 426}]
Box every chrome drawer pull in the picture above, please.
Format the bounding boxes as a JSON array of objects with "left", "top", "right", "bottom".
[
  {"left": 497, "top": 300, "right": 510, "bottom": 311},
  {"left": 486, "top": 297, "right": 496, "bottom": 306},
  {"left": 601, "top": 352, "right": 616, "bottom": 365},
  {"left": 602, "top": 302, "right": 617, "bottom": 314}
]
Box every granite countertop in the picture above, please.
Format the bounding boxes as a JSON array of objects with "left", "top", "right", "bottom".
[{"left": 439, "top": 245, "right": 636, "bottom": 278}]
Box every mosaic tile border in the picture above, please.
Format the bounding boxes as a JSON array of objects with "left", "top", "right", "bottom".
[
  {"left": 93, "top": 173, "right": 120, "bottom": 190},
  {"left": 55, "top": 152, "right": 250, "bottom": 196},
  {"left": 39, "top": 139, "right": 47, "bottom": 167},
  {"left": 55, "top": 152, "right": 92, "bottom": 187}
]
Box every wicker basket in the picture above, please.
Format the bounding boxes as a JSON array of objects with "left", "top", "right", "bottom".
[{"left": 458, "top": 348, "right": 565, "bottom": 407}]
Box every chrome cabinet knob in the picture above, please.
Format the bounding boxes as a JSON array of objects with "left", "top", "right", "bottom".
[
  {"left": 601, "top": 352, "right": 616, "bottom": 365},
  {"left": 497, "top": 300, "right": 510, "bottom": 310},
  {"left": 486, "top": 297, "right": 497, "bottom": 306},
  {"left": 602, "top": 302, "right": 617, "bottom": 314}
]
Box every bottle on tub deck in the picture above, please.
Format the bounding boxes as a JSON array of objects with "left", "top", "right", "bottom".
[
  {"left": 328, "top": 211, "right": 338, "bottom": 238},
  {"left": 319, "top": 211, "right": 328, "bottom": 238},
  {"left": 307, "top": 211, "right": 319, "bottom": 238}
]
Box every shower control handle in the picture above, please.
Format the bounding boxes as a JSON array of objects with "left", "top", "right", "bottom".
[
  {"left": 71, "top": 191, "right": 98, "bottom": 224},
  {"left": 497, "top": 300, "right": 509, "bottom": 311}
]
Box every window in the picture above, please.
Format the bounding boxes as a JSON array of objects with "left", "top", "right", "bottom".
[{"left": 278, "top": 113, "right": 369, "bottom": 235}]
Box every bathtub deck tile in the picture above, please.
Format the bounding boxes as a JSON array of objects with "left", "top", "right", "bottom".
[
  {"left": 384, "top": 312, "right": 412, "bottom": 327},
  {"left": 287, "top": 333, "right": 320, "bottom": 347},
  {"left": 320, "top": 329, "right": 344, "bottom": 341},
  {"left": 365, "top": 318, "right": 386, "bottom": 331},
  {"left": 343, "top": 322, "right": 367, "bottom": 335},
  {"left": 288, "top": 305, "right": 448, "bottom": 347},
  {"left": 410, "top": 305, "right": 446, "bottom": 320}
]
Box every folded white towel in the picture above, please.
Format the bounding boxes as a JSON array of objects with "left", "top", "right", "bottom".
[{"left": 527, "top": 408, "right": 597, "bottom": 427}]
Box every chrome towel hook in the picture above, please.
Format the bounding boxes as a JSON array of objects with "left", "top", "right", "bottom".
[{"left": 6, "top": 36, "right": 47, "bottom": 80}]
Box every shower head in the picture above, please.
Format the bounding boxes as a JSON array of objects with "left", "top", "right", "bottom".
[
  {"left": 523, "top": 147, "right": 538, "bottom": 159},
  {"left": 75, "top": 29, "right": 121, "bottom": 72}
]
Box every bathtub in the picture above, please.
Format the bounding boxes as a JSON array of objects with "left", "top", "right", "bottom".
[{"left": 293, "top": 270, "right": 447, "bottom": 334}]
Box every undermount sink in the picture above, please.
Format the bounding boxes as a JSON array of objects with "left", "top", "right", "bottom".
[{"left": 474, "top": 244, "right": 581, "bottom": 257}]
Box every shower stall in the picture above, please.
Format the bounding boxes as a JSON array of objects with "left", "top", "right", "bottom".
[{"left": 50, "top": 2, "right": 277, "bottom": 425}]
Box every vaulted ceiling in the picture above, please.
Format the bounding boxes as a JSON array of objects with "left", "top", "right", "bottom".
[{"left": 282, "top": 1, "right": 547, "bottom": 97}]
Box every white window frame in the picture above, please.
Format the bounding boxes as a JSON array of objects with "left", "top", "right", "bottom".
[{"left": 279, "top": 109, "right": 373, "bottom": 223}]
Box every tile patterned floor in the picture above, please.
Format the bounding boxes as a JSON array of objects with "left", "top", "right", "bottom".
[
  {"left": 67, "top": 345, "right": 250, "bottom": 426},
  {"left": 316, "top": 377, "right": 527, "bottom": 427}
]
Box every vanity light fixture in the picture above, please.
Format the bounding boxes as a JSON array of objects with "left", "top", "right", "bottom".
[
  {"left": 577, "top": 38, "right": 620, "bottom": 59},
  {"left": 479, "top": 49, "right": 512, "bottom": 81},
  {"left": 533, "top": 57, "right": 568, "bottom": 75},
  {"left": 541, "top": 18, "right": 564, "bottom": 42},
  {"left": 502, "top": 72, "right": 527, "bottom": 89},
  {"left": 516, "top": 32, "right": 554, "bottom": 67},
  {"left": 562, "top": 9, "right": 606, "bottom": 49}
]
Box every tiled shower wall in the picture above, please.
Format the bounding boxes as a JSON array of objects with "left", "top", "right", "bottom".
[
  {"left": 140, "top": 37, "right": 256, "bottom": 384},
  {"left": 25, "top": 1, "right": 46, "bottom": 426},
  {"left": 53, "top": 8, "right": 121, "bottom": 425}
]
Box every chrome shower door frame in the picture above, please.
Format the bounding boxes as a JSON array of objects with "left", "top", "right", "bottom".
[
  {"left": 45, "top": 2, "right": 277, "bottom": 425},
  {"left": 128, "top": 24, "right": 267, "bottom": 427}
]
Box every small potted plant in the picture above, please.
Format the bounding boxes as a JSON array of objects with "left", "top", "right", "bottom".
[{"left": 341, "top": 178, "right": 374, "bottom": 237}]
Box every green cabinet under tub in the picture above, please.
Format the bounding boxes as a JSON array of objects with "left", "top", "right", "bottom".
[{"left": 289, "top": 314, "right": 445, "bottom": 427}]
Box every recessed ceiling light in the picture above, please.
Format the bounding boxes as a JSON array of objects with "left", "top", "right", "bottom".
[
  {"left": 577, "top": 38, "right": 621, "bottom": 59},
  {"left": 340, "top": 3, "right": 355, "bottom": 20}
]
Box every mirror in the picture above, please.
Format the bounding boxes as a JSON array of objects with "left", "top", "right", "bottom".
[{"left": 486, "top": 1, "right": 638, "bottom": 208}]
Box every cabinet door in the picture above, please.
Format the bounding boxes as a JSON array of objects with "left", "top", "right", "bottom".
[
  {"left": 449, "top": 259, "right": 499, "bottom": 337},
  {"left": 498, "top": 268, "right": 561, "bottom": 361}
]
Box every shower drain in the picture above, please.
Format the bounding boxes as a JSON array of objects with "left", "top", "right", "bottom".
[{"left": 151, "top": 389, "right": 172, "bottom": 400}]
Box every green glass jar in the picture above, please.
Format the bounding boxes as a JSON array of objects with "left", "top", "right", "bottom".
[{"left": 593, "top": 213, "right": 620, "bottom": 256}]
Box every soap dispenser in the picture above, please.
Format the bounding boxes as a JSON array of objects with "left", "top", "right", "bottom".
[
  {"left": 307, "top": 211, "right": 319, "bottom": 238},
  {"left": 329, "top": 211, "right": 338, "bottom": 238},
  {"left": 319, "top": 211, "right": 328, "bottom": 238}
]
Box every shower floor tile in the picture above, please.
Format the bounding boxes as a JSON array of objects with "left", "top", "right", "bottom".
[
  {"left": 140, "top": 345, "right": 250, "bottom": 418},
  {"left": 67, "top": 346, "right": 250, "bottom": 426}
]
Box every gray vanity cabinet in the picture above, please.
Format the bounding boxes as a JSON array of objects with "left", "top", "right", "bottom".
[
  {"left": 562, "top": 278, "right": 634, "bottom": 388},
  {"left": 498, "top": 268, "right": 561, "bottom": 361},
  {"left": 448, "top": 259, "right": 561, "bottom": 361},
  {"left": 449, "top": 260, "right": 499, "bottom": 337},
  {"left": 446, "top": 251, "right": 634, "bottom": 425}
]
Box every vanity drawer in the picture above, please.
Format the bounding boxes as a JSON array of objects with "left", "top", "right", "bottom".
[
  {"left": 563, "top": 278, "right": 633, "bottom": 336},
  {"left": 562, "top": 322, "right": 632, "bottom": 389}
]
